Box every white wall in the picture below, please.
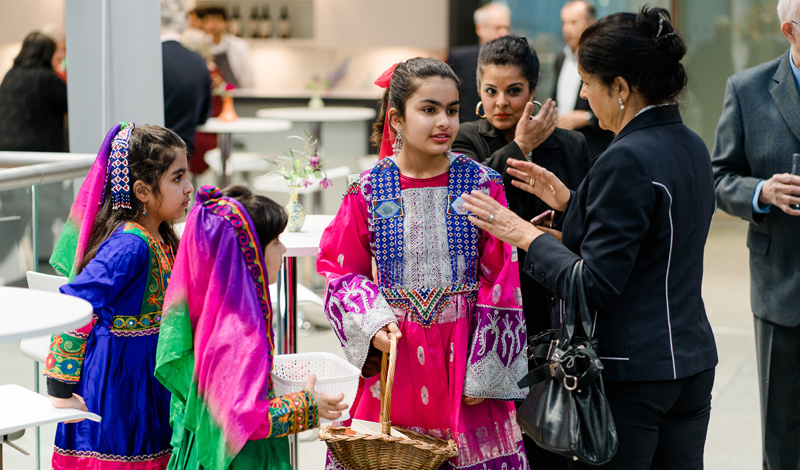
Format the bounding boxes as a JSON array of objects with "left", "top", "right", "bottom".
[
  {"left": 0, "top": 0, "right": 64, "bottom": 43},
  {"left": 315, "top": 0, "right": 448, "bottom": 49},
  {"left": 0, "top": 0, "right": 65, "bottom": 78}
]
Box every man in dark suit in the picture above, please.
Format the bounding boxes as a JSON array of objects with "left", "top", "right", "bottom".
[
  {"left": 553, "top": 0, "right": 614, "bottom": 158},
  {"left": 447, "top": 2, "right": 510, "bottom": 123},
  {"left": 712, "top": 3, "right": 800, "bottom": 467},
  {"left": 161, "top": 0, "right": 211, "bottom": 155}
]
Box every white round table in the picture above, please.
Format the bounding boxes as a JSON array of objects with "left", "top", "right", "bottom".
[
  {"left": 0, "top": 286, "right": 92, "bottom": 344},
  {"left": 254, "top": 107, "right": 376, "bottom": 212},
  {"left": 196, "top": 117, "right": 292, "bottom": 187},
  {"left": 255, "top": 106, "right": 377, "bottom": 123}
]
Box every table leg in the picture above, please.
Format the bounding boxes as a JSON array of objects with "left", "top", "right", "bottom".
[
  {"left": 278, "top": 257, "right": 298, "bottom": 468},
  {"left": 34, "top": 362, "right": 40, "bottom": 470},
  {"left": 311, "top": 122, "right": 322, "bottom": 214},
  {"left": 219, "top": 132, "right": 232, "bottom": 188}
]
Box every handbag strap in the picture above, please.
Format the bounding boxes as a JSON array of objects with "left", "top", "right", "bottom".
[
  {"left": 574, "top": 260, "right": 595, "bottom": 341},
  {"left": 558, "top": 260, "right": 581, "bottom": 348}
]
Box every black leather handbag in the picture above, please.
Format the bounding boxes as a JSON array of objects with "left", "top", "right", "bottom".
[{"left": 516, "top": 260, "right": 618, "bottom": 465}]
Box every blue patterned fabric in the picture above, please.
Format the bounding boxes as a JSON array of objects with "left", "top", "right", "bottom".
[
  {"left": 368, "top": 154, "right": 494, "bottom": 288},
  {"left": 53, "top": 226, "right": 173, "bottom": 466}
]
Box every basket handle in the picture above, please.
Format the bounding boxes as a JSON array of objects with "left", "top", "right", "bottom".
[{"left": 378, "top": 332, "right": 397, "bottom": 434}]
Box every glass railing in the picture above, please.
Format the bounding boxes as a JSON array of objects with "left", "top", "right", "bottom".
[{"left": 0, "top": 153, "right": 94, "bottom": 287}]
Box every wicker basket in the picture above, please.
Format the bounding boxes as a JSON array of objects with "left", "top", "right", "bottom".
[{"left": 319, "top": 333, "right": 458, "bottom": 470}]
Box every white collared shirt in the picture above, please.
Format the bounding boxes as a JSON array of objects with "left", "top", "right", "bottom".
[
  {"left": 556, "top": 46, "right": 582, "bottom": 114},
  {"left": 160, "top": 32, "right": 183, "bottom": 43}
]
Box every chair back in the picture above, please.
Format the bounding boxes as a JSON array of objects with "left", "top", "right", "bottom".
[{"left": 21, "top": 271, "right": 69, "bottom": 363}]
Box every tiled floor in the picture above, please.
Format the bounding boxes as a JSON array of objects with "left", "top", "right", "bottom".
[{"left": 0, "top": 218, "right": 761, "bottom": 469}]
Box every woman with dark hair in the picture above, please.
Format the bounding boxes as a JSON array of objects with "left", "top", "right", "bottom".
[
  {"left": 461, "top": 8, "right": 718, "bottom": 469},
  {"left": 0, "top": 31, "right": 67, "bottom": 151},
  {"left": 318, "top": 57, "right": 529, "bottom": 469},
  {"left": 452, "top": 35, "right": 591, "bottom": 468}
]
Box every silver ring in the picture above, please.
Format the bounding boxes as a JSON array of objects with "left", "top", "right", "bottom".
[{"left": 487, "top": 213, "right": 495, "bottom": 223}]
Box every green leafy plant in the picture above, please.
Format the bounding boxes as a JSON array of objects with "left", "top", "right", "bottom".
[{"left": 264, "top": 129, "right": 331, "bottom": 189}]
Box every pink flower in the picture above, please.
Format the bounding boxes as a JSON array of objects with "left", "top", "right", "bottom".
[
  {"left": 301, "top": 178, "right": 312, "bottom": 188},
  {"left": 309, "top": 156, "right": 320, "bottom": 168},
  {"left": 320, "top": 178, "right": 332, "bottom": 189}
]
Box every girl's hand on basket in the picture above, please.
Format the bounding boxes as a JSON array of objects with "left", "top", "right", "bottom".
[
  {"left": 50, "top": 394, "right": 89, "bottom": 423},
  {"left": 304, "top": 374, "right": 349, "bottom": 421},
  {"left": 462, "top": 396, "right": 485, "bottom": 406},
  {"left": 372, "top": 323, "right": 402, "bottom": 353}
]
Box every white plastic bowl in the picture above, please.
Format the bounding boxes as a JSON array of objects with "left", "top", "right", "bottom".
[{"left": 271, "top": 352, "right": 360, "bottom": 423}]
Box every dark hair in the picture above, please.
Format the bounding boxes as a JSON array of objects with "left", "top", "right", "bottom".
[
  {"left": 221, "top": 185, "right": 287, "bottom": 252},
  {"left": 203, "top": 6, "right": 227, "bottom": 21},
  {"left": 476, "top": 36, "right": 539, "bottom": 93},
  {"left": 577, "top": 7, "right": 687, "bottom": 105},
  {"left": 13, "top": 32, "right": 55, "bottom": 69},
  {"left": 371, "top": 57, "right": 461, "bottom": 148},
  {"left": 80, "top": 125, "right": 186, "bottom": 271},
  {"left": 189, "top": 7, "right": 206, "bottom": 18}
]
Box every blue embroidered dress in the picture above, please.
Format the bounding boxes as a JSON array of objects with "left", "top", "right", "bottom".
[{"left": 45, "top": 222, "right": 174, "bottom": 469}]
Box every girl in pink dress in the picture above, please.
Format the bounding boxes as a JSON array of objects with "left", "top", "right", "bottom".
[{"left": 317, "top": 57, "right": 529, "bottom": 470}]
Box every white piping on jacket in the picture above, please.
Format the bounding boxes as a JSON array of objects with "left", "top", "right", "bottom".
[{"left": 652, "top": 182, "right": 678, "bottom": 379}]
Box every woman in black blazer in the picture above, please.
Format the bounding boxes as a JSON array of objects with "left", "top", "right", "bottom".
[
  {"left": 453, "top": 37, "right": 592, "bottom": 469},
  {"left": 462, "top": 8, "right": 718, "bottom": 469},
  {"left": 452, "top": 35, "right": 592, "bottom": 335}
]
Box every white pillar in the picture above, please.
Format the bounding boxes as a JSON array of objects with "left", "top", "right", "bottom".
[{"left": 65, "top": 0, "right": 163, "bottom": 153}]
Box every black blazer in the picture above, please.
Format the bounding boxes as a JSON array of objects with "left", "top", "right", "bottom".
[
  {"left": 453, "top": 118, "right": 592, "bottom": 334},
  {"left": 553, "top": 52, "right": 615, "bottom": 159},
  {"left": 523, "top": 105, "right": 718, "bottom": 382},
  {"left": 447, "top": 44, "right": 481, "bottom": 124},
  {"left": 162, "top": 40, "right": 211, "bottom": 154}
]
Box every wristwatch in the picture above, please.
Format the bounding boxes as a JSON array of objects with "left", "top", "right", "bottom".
[{"left": 583, "top": 111, "right": 593, "bottom": 123}]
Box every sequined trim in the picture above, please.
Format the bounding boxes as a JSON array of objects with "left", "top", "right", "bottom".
[
  {"left": 44, "top": 332, "right": 87, "bottom": 383},
  {"left": 202, "top": 198, "right": 275, "bottom": 354},
  {"left": 112, "top": 222, "right": 174, "bottom": 334},
  {"left": 265, "top": 390, "right": 319, "bottom": 438},
  {"left": 365, "top": 154, "right": 496, "bottom": 289},
  {"left": 381, "top": 283, "right": 477, "bottom": 328}
]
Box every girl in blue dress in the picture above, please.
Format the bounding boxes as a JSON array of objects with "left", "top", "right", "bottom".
[{"left": 44, "top": 123, "right": 194, "bottom": 469}]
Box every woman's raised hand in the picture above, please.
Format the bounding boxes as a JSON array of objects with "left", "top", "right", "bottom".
[
  {"left": 304, "top": 374, "right": 349, "bottom": 421},
  {"left": 372, "top": 322, "right": 402, "bottom": 353},
  {"left": 461, "top": 190, "right": 542, "bottom": 250},
  {"left": 506, "top": 159, "right": 571, "bottom": 212},
  {"left": 514, "top": 98, "right": 558, "bottom": 155}
]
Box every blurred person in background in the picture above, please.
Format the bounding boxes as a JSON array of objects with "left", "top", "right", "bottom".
[
  {"left": 712, "top": 0, "right": 800, "bottom": 467},
  {"left": 161, "top": 0, "right": 211, "bottom": 158},
  {"left": 448, "top": 1, "right": 511, "bottom": 123},
  {"left": 204, "top": 6, "right": 253, "bottom": 89},
  {"left": 452, "top": 35, "right": 591, "bottom": 469},
  {"left": 554, "top": 0, "right": 614, "bottom": 158},
  {"left": 181, "top": 19, "right": 231, "bottom": 176},
  {"left": 0, "top": 31, "right": 67, "bottom": 152},
  {"left": 41, "top": 24, "right": 67, "bottom": 82},
  {"left": 187, "top": 7, "right": 205, "bottom": 31}
]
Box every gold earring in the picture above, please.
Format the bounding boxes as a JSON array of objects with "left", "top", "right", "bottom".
[{"left": 475, "top": 101, "right": 486, "bottom": 119}]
